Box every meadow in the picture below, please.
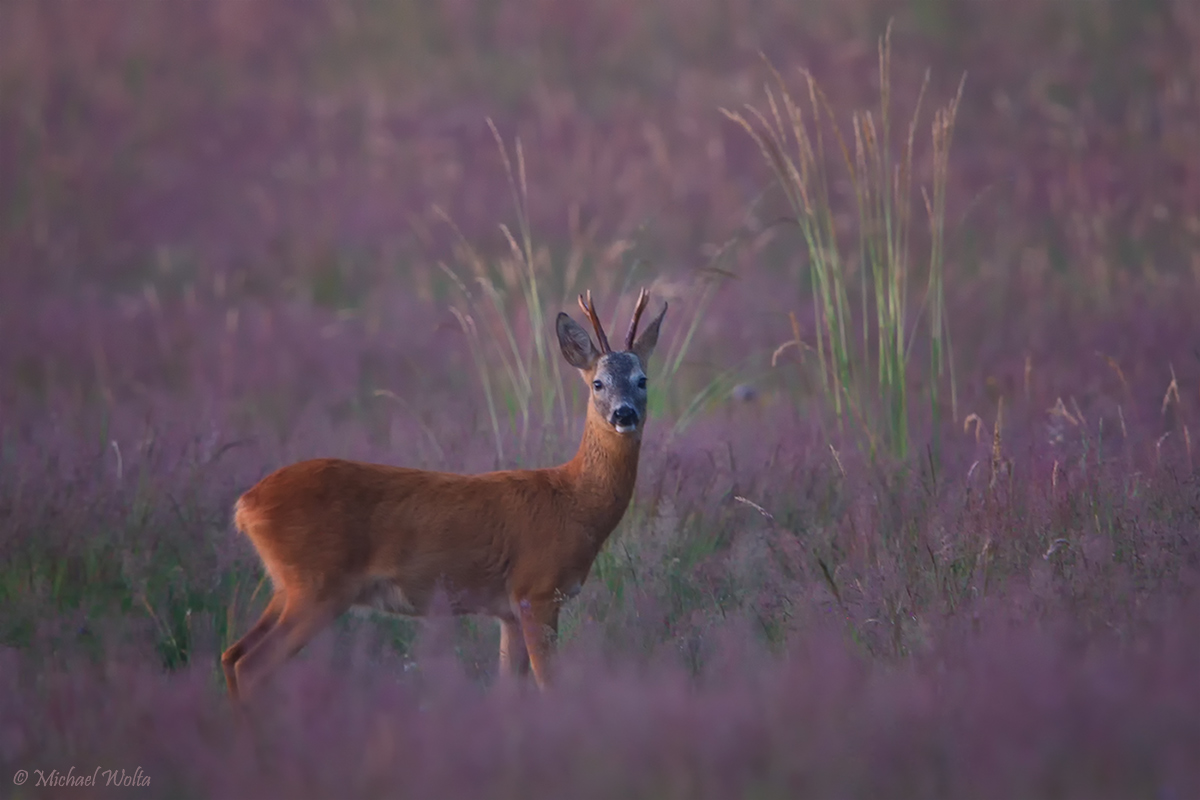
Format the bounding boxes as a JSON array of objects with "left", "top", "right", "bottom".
[{"left": 3, "top": 1, "right": 1200, "bottom": 797}]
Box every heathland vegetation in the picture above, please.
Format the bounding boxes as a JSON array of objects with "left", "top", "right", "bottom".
[{"left": 3, "top": 1, "right": 1200, "bottom": 797}]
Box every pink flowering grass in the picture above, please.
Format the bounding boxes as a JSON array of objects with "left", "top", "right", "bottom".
[
  {"left": 3, "top": 283, "right": 1199, "bottom": 797},
  {"left": 3, "top": 1, "right": 1200, "bottom": 797}
]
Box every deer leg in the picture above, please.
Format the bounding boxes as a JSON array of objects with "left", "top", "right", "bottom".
[
  {"left": 498, "top": 616, "right": 530, "bottom": 679},
  {"left": 233, "top": 592, "right": 349, "bottom": 701},
  {"left": 222, "top": 592, "right": 286, "bottom": 703},
  {"left": 516, "top": 597, "right": 560, "bottom": 690}
]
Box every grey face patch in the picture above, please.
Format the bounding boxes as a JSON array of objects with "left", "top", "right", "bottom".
[{"left": 590, "top": 352, "right": 649, "bottom": 435}]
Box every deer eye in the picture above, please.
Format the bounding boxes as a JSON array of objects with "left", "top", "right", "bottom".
[
  {"left": 592, "top": 379, "right": 603, "bottom": 391},
  {"left": 637, "top": 376, "right": 647, "bottom": 389}
]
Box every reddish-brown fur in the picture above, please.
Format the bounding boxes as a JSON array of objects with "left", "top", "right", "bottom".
[{"left": 221, "top": 291, "right": 664, "bottom": 702}]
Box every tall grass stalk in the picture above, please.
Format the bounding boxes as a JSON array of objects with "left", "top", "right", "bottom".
[
  {"left": 488, "top": 119, "right": 570, "bottom": 437},
  {"left": 437, "top": 124, "right": 574, "bottom": 463},
  {"left": 723, "top": 23, "right": 963, "bottom": 460},
  {"left": 439, "top": 124, "right": 741, "bottom": 464},
  {"left": 722, "top": 71, "right": 854, "bottom": 430},
  {"left": 925, "top": 76, "right": 965, "bottom": 455}
]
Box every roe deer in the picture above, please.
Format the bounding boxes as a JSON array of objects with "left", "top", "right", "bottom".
[{"left": 221, "top": 289, "right": 667, "bottom": 700}]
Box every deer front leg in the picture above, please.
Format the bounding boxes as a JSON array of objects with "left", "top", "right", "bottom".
[
  {"left": 516, "top": 596, "right": 560, "bottom": 690},
  {"left": 498, "top": 616, "right": 530, "bottom": 678}
]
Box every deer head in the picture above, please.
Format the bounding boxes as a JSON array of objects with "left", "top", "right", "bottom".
[{"left": 555, "top": 289, "right": 668, "bottom": 436}]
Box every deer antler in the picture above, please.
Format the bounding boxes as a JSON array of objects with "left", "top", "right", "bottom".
[
  {"left": 578, "top": 291, "right": 611, "bottom": 353},
  {"left": 625, "top": 288, "right": 650, "bottom": 351}
]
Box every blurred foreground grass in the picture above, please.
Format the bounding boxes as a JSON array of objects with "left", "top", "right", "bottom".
[{"left": 3, "top": 1, "right": 1200, "bottom": 796}]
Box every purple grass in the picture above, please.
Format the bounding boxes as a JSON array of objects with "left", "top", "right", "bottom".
[{"left": 3, "top": 1, "right": 1200, "bottom": 797}]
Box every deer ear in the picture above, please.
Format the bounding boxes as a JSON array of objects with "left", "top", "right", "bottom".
[
  {"left": 631, "top": 302, "right": 667, "bottom": 367},
  {"left": 556, "top": 312, "right": 600, "bottom": 371}
]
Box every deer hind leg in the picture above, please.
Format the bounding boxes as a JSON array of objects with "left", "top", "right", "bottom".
[
  {"left": 498, "top": 616, "right": 530, "bottom": 679},
  {"left": 222, "top": 591, "right": 286, "bottom": 703},
  {"left": 232, "top": 590, "right": 351, "bottom": 702},
  {"left": 516, "top": 597, "right": 560, "bottom": 690}
]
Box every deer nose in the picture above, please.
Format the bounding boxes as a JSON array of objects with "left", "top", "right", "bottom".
[{"left": 611, "top": 405, "right": 639, "bottom": 428}]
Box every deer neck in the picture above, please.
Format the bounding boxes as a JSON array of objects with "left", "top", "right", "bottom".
[{"left": 561, "top": 405, "right": 642, "bottom": 536}]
